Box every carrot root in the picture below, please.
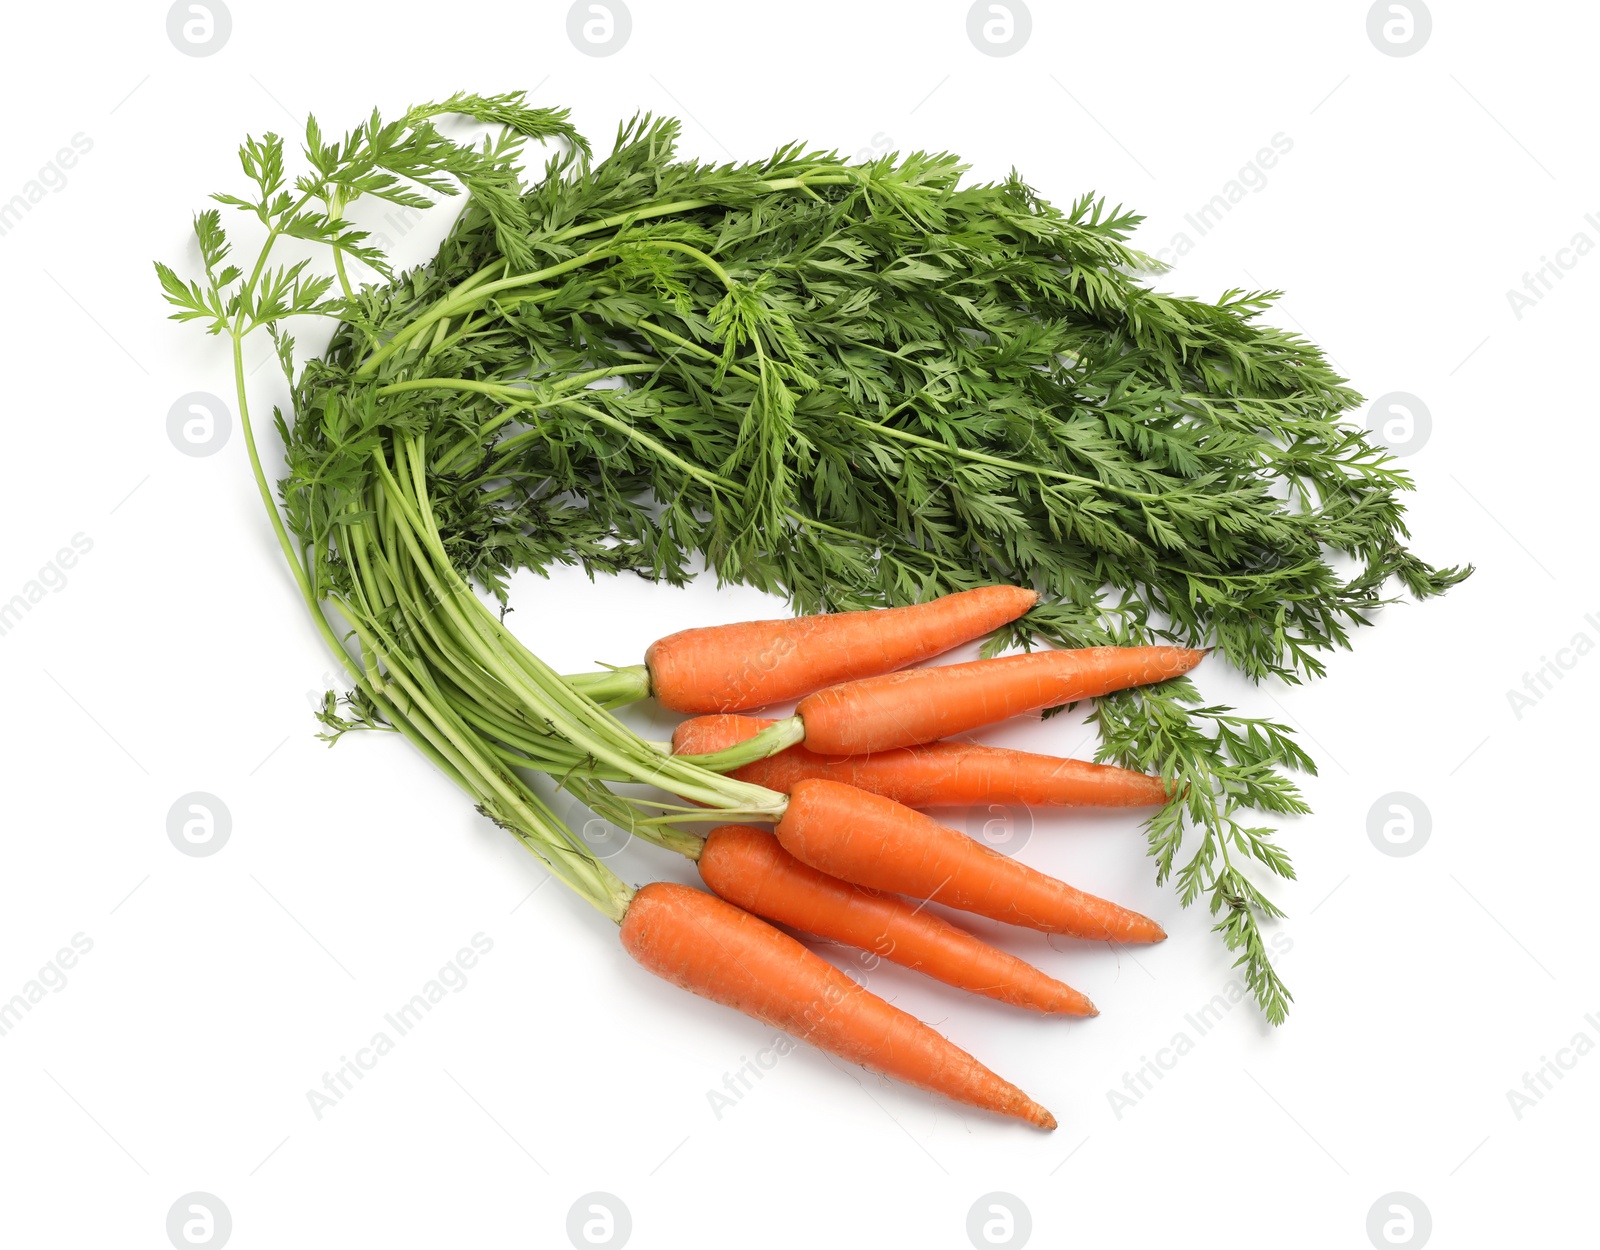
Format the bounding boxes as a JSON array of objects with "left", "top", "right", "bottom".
[
  {"left": 644, "top": 584, "right": 1038, "bottom": 714},
  {"left": 774, "top": 780, "right": 1167, "bottom": 944},
  {"left": 674, "top": 714, "right": 1172, "bottom": 808},
  {"left": 699, "top": 825, "right": 1096, "bottom": 1016},
  {"left": 796, "top": 645, "right": 1209, "bottom": 755},
  {"left": 621, "top": 881, "right": 1056, "bottom": 1128}
]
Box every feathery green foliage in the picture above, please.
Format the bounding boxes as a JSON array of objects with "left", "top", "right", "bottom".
[{"left": 160, "top": 96, "right": 1468, "bottom": 1021}]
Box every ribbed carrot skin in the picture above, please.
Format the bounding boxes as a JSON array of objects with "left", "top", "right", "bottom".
[
  {"left": 795, "top": 645, "right": 1208, "bottom": 755},
  {"left": 674, "top": 714, "right": 1171, "bottom": 808},
  {"left": 698, "top": 825, "right": 1096, "bottom": 1016},
  {"left": 774, "top": 780, "right": 1167, "bottom": 943},
  {"left": 643, "top": 584, "right": 1037, "bottom": 714},
  {"left": 620, "top": 881, "right": 1056, "bottom": 1128}
]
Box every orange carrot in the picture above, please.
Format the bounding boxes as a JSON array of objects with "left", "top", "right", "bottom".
[
  {"left": 698, "top": 825, "right": 1096, "bottom": 1016},
  {"left": 644, "top": 584, "right": 1037, "bottom": 713},
  {"left": 620, "top": 881, "right": 1056, "bottom": 1127},
  {"left": 774, "top": 780, "right": 1167, "bottom": 943},
  {"left": 675, "top": 714, "right": 1172, "bottom": 808},
  {"left": 795, "top": 645, "right": 1207, "bottom": 755}
]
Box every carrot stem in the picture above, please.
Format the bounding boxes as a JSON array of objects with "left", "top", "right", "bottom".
[
  {"left": 564, "top": 664, "right": 652, "bottom": 707},
  {"left": 677, "top": 715, "right": 806, "bottom": 771}
]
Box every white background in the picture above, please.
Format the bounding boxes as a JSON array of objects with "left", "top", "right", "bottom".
[{"left": 0, "top": 2, "right": 1594, "bottom": 1247}]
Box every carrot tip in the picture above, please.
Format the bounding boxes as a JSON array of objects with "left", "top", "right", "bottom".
[{"left": 1037, "top": 1108, "right": 1058, "bottom": 1131}]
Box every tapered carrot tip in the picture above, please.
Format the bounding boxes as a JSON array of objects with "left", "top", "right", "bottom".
[{"left": 1126, "top": 914, "right": 1167, "bottom": 944}]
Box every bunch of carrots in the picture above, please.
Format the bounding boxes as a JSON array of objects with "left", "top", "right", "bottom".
[
  {"left": 160, "top": 95, "right": 1471, "bottom": 1133},
  {"left": 589, "top": 585, "right": 1206, "bottom": 1129}
]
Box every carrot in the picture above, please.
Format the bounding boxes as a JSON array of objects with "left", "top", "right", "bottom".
[
  {"left": 643, "top": 584, "right": 1037, "bottom": 713},
  {"left": 794, "top": 645, "right": 1207, "bottom": 755},
  {"left": 698, "top": 825, "right": 1097, "bottom": 1016},
  {"left": 774, "top": 780, "right": 1167, "bottom": 943},
  {"left": 620, "top": 881, "right": 1056, "bottom": 1128},
  {"left": 675, "top": 714, "right": 1172, "bottom": 808}
]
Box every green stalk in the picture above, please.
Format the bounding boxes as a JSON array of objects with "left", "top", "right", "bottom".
[
  {"left": 564, "top": 666, "right": 652, "bottom": 705},
  {"left": 371, "top": 437, "right": 785, "bottom": 816},
  {"left": 354, "top": 246, "right": 619, "bottom": 379},
  {"left": 207, "top": 171, "right": 633, "bottom": 923},
  {"left": 677, "top": 716, "right": 807, "bottom": 771}
]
